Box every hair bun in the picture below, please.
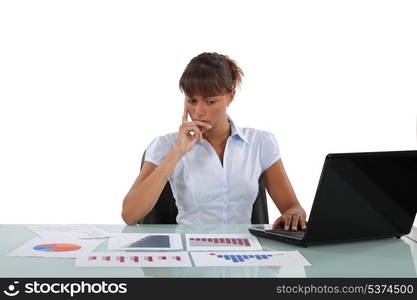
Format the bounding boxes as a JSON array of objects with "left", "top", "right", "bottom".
[{"left": 219, "top": 54, "right": 244, "bottom": 89}]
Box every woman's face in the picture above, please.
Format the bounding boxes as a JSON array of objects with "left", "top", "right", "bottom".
[{"left": 184, "top": 92, "right": 234, "bottom": 129}]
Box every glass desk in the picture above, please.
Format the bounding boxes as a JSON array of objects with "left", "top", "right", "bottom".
[{"left": 1, "top": 224, "right": 416, "bottom": 278}]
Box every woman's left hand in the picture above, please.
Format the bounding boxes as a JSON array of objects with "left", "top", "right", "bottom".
[{"left": 272, "top": 206, "right": 307, "bottom": 231}]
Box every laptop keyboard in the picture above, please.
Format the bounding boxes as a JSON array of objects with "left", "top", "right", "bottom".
[{"left": 265, "top": 228, "right": 306, "bottom": 239}]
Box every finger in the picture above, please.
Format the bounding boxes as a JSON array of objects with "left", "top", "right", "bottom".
[
  {"left": 284, "top": 216, "right": 292, "bottom": 231},
  {"left": 272, "top": 217, "right": 282, "bottom": 229},
  {"left": 291, "top": 215, "right": 300, "bottom": 231},
  {"left": 273, "top": 216, "right": 281, "bottom": 226},
  {"left": 300, "top": 218, "right": 307, "bottom": 231},
  {"left": 193, "top": 130, "right": 203, "bottom": 141},
  {"left": 191, "top": 131, "right": 202, "bottom": 142},
  {"left": 188, "top": 121, "right": 213, "bottom": 130},
  {"left": 184, "top": 123, "right": 212, "bottom": 137},
  {"left": 182, "top": 103, "right": 188, "bottom": 124},
  {"left": 184, "top": 124, "right": 202, "bottom": 133},
  {"left": 184, "top": 125, "right": 203, "bottom": 138}
]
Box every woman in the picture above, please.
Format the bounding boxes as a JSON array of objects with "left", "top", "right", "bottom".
[{"left": 122, "top": 52, "right": 307, "bottom": 231}]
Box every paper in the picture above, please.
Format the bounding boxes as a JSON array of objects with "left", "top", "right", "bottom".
[
  {"left": 190, "top": 251, "right": 311, "bottom": 267},
  {"left": 406, "top": 226, "right": 417, "bottom": 242},
  {"left": 75, "top": 252, "right": 192, "bottom": 267},
  {"left": 185, "top": 234, "right": 262, "bottom": 251},
  {"left": 107, "top": 233, "right": 183, "bottom": 250},
  {"left": 7, "top": 238, "right": 104, "bottom": 258},
  {"left": 26, "top": 224, "right": 116, "bottom": 239}
]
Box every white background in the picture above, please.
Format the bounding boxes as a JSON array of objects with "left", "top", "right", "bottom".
[{"left": 0, "top": 0, "right": 416, "bottom": 224}]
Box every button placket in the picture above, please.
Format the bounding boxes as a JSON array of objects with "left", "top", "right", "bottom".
[{"left": 204, "top": 137, "right": 231, "bottom": 223}]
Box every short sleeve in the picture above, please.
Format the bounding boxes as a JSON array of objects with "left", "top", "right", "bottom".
[
  {"left": 260, "top": 130, "right": 281, "bottom": 173},
  {"left": 144, "top": 135, "right": 173, "bottom": 166}
]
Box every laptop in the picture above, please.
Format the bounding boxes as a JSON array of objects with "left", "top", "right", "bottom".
[{"left": 249, "top": 150, "right": 417, "bottom": 247}]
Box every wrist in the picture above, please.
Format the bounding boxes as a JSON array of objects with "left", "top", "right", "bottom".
[
  {"left": 170, "top": 146, "right": 185, "bottom": 159},
  {"left": 287, "top": 204, "right": 306, "bottom": 216}
]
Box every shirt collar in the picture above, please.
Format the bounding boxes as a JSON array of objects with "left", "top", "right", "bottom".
[{"left": 227, "top": 114, "right": 249, "bottom": 144}]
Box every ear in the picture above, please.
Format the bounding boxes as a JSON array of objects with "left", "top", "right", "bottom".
[{"left": 228, "top": 89, "right": 236, "bottom": 105}]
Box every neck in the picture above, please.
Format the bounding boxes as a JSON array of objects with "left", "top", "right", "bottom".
[{"left": 203, "top": 116, "right": 231, "bottom": 145}]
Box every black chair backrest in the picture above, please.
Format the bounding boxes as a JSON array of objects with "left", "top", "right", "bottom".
[{"left": 139, "top": 151, "right": 269, "bottom": 224}]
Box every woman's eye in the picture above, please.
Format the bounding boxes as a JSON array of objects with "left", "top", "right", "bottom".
[{"left": 187, "top": 99, "right": 215, "bottom": 104}]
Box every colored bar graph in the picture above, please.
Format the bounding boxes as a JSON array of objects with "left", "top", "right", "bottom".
[
  {"left": 127, "top": 235, "right": 170, "bottom": 248},
  {"left": 213, "top": 253, "right": 273, "bottom": 263},
  {"left": 76, "top": 252, "right": 191, "bottom": 267},
  {"left": 189, "top": 236, "right": 252, "bottom": 248}
]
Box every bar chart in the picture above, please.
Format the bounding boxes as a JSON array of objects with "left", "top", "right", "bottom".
[
  {"left": 186, "top": 234, "right": 262, "bottom": 251},
  {"left": 191, "top": 251, "right": 311, "bottom": 267},
  {"left": 127, "top": 235, "right": 170, "bottom": 248},
  {"left": 212, "top": 253, "right": 273, "bottom": 263},
  {"left": 75, "top": 252, "right": 192, "bottom": 267},
  {"left": 107, "top": 233, "right": 183, "bottom": 250},
  {"left": 189, "top": 237, "right": 251, "bottom": 247}
]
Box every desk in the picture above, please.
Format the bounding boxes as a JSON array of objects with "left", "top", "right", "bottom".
[{"left": 1, "top": 224, "right": 416, "bottom": 278}]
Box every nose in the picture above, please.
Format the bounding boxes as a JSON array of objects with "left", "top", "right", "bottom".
[{"left": 195, "top": 102, "right": 206, "bottom": 117}]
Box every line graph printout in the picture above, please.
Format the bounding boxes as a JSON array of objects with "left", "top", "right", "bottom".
[
  {"left": 191, "top": 251, "right": 311, "bottom": 267},
  {"left": 26, "top": 224, "right": 116, "bottom": 239},
  {"left": 185, "top": 234, "right": 262, "bottom": 251},
  {"left": 107, "top": 233, "right": 183, "bottom": 250},
  {"left": 75, "top": 252, "right": 192, "bottom": 267}
]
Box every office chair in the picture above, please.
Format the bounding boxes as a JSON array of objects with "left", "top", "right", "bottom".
[{"left": 138, "top": 150, "right": 269, "bottom": 224}]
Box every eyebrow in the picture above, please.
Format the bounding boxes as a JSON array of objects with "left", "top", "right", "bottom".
[{"left": 188, "top": 97, "right": 217, "bottom": 100}]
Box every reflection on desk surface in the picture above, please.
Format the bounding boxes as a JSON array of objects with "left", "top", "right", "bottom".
[{"left": 0, "top": 224, "right": 416, "bottom": 278}]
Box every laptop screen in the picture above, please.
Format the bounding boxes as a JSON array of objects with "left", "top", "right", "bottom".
[{"left": 305, "top": 151, "right": 417, "bottom": 244}]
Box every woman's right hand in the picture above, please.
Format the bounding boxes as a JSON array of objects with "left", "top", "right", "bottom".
[{"left": 174, "top": 103, "right": 213, "bottom": 155}]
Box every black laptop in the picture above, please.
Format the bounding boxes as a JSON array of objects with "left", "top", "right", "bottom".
[{"left": 249, "top": 150, "right": 417, "bottom": 247}]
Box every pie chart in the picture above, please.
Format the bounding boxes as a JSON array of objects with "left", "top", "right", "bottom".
[{"left": 33, "top": 243, "right": 81, "bottom": 252}]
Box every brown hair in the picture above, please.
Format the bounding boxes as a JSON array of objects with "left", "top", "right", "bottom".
[{"left": 179, "top": 52, "right": 244, "bottom": 98}]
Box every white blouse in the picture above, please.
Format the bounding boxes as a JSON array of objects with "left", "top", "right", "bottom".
[{"left": 144, "top": 114, "right": 281, "bottom": 224}]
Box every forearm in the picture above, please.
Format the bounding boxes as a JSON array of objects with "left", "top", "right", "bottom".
[
  {"left": 273, "top": 194, "right": 305, "bottom": 215},
  {"left": 271, "top": 185, "right": 306, "bottom": 217},
  {"left": 122, "top": 148, "right": 184, "bottom": 224}
]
